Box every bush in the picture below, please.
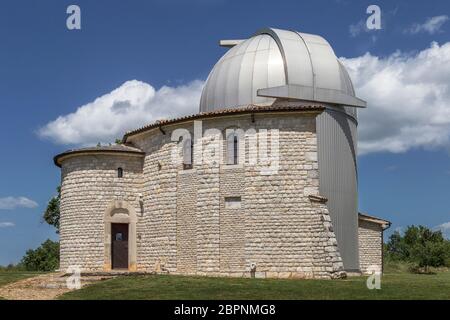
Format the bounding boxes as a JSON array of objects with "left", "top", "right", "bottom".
[
  {"left": 385, "top": 225, "right": 450, "bottom": 272},
  {"left": 20, "top": 239, "right": 59, "bottom": 271}
]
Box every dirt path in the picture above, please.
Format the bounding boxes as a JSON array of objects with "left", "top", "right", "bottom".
[{"left": 0, "top": 273, "right": 115, "bottom": 300}]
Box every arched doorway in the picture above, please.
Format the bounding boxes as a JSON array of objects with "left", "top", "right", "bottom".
[{"left": 104, "top": 200, "right": 137, "bottom": 271}]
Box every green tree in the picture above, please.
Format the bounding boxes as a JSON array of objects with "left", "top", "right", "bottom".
[
  {"left": 20, "top": 239, "right": 59, "bottom": 271},
  {"left": 43, "top": 186, "right": 60, "bottom": 233},
  {"left": 411, "top": 241, "right": 448, "bottom": 272},
  {"left": 386, "top": 230, "right": 409, "bottom": 260},
  {"left": 385, "top": 225, "right": 450, "bottom": 272}
]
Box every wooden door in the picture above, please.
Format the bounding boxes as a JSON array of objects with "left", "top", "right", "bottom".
[{"left": 111, "top": 223, "right": 129, "bottom": 269}]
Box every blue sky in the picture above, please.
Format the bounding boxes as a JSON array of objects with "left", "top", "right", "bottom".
[{"left": 1, "top": 0, "right": 449, "bottom": 265}]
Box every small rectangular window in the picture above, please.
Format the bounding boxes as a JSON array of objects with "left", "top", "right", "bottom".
[{"left": 225, "top": 196, "right": 241, "bottom": 209}]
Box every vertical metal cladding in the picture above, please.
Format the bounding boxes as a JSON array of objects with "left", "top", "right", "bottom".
[{"left": 317, "top": 106, "right": 359, "bottom": 271}]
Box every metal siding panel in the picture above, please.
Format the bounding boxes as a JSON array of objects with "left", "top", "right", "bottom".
[
  {"left": 282, "top": 40, "right": 314, "bottom": 86},
  {"left": 267, "top": 38, "right": 286, "bottom": 88},
  {"left": 270, "top": 29, "right": 314, "bottom": 86},
  {"left": 304, "top": 39, "right": 341, "bottom": 91},
  {"left": 252, "top": 36, "right": 270, "bottom": 104},
  {"left": 238, "top": 47, "right": 257, "bottom": 106},
  {"left": 205, "top": 57, "right": 223, "bottom": 111},
  {"left": 225, "top": 47, "right": 244, "bottom": 107},
  {"left": 317, "top": 108, "right": 359, "bottom": 271},
  {"left": 214, "top": 54, "right": 232, "bottom": 110}
]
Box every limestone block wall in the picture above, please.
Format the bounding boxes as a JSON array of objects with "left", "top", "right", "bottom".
[
  {"left": 129, "top": 112, "right": 345, "bottom": 278},
  {"left": 130, "top": 130, "right": 179, "bottom": 272},
  {"left": 59, "top": 154, "right": 143, "bottom": 271},
  {"left": 176, "top": 170, "right": 198, "bottom": 273},
  {"left": 219, "top": 167, "right": 246, "bottom": 274},
  {"left": 358, "top": 219, "right": 383, "bottom": 274}
]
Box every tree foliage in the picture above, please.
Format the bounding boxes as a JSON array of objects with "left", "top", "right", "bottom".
[
  {"left": 385, "top": 225, "right": 450, "bottom": 272},
  {"left": 20, "top": 239, "right": 60, "bottom": 271},
  {"left": 43, "top": 186, "right": 60, "bottom": 233}
]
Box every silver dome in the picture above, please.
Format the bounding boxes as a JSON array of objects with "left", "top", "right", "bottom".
[{"left": 200, "top": 28, "right": 365, "bottom": 112}]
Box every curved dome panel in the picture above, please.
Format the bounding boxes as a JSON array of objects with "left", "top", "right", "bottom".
[
  {"left": 199, "top": 28, "right": 365, "bottom": 113},
  {"left": 200, "top": 34, "right": 286, "bottom": 111}
]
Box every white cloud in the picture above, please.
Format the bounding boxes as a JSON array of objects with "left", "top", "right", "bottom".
[
  {"left": 40, "top": 42, "right": 450, "bottom": 157},
  {"left": 434, "top": 221, "right": 450, "bottom": 238},
  {"left": 39, "top": 80, "right": 204, "bottom": 146},
  {"left": 0, "top": 222, "right": 15, "bottom": 228},
  {"left": 341, "top": 41, "right": 450, "bottom": 155},
  {"left": 405, "top": 15, "right": 449, "bottom": 35},
  {"left": 349, "top": 20, "right": 368, "bottom": 37},
  {"left": 0, "top": 197, "right": 39, "bottom": 210},
  {"left": 436, "top": 222, "right": 450, "bottom": 230}
]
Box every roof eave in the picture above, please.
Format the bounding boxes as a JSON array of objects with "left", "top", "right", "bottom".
[
  {"left": 123, "top": 105, "right": 325, "bottom": 143},
  {"left": 358, "top": 212, "right": 392, "bottom": 230},
  {"left": 54, "top": 149, "right": 145, "bottom": 168}
]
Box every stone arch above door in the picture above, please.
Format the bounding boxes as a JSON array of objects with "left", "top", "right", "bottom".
[{"left": 104, "top": 200, "right": 137, "bottom": 271}]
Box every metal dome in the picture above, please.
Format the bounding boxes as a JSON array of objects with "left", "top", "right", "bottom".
[{"left": 200, "top": 28, "right": 366, "bottom": 112}]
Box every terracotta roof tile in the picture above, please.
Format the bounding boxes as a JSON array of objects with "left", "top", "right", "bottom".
[
  {"left": 358, "top": 212, "right": 391, "bottom": 229},
  {"left": 123, "top": 104, "right": 324, "bottom": 142},
  {"left": 54, "top": 144, "right": 144, "bottom": 167}
]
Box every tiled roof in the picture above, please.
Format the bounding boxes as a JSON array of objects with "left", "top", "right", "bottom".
[
  {"left": 54, "top": 144, "right": 144, "bottom": 167},
  {"left": 358, "top": 212, "right": 391, "bottom": 229},
  {"left": 123, "top": 104, "right": 325, "bottom": 142}
]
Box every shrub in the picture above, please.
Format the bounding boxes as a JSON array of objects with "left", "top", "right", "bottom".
[
  {"left": 385, "top": 225, "right": 450, "bottom": 272},
  {"left": 20, "top": 239, "right": 59, "bottom": 271}
]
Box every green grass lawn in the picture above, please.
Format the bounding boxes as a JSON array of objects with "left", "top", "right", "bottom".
[{"left": 59, "top": 271, "right": 450, "bottom": 300}]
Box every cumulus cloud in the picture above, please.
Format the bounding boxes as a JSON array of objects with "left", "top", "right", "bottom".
[
  {"left": 0, "top": 222, "right": 15, "bottom": 228},
  {"left": 405, "top": 15, "right": 449, "bottom": 35},
  {"left": 39, "top": 42, "right": 450, "bottom": 157},
  {"left": 434, "top": 221, "right": 450, "bottom": 238},
  {"left": 0, "top": 197, "right": 38, "bottom": 210},
  {"left": 341, "top": 41, "right": 450, "bottom": 155},
  {"left": 39, "top": 80, "right": 204, "bottom": 146}
]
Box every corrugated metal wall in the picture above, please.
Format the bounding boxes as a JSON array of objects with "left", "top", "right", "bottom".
[{"left": 317, "top": 106, "right": 359, "bottom": 271}]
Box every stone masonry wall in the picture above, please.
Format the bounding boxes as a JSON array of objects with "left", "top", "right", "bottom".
[
  {"left": 59, "top": 154, "right": 143, "bottom": 271},
  {"left": 358, "top": 219, "right": 383, "bottom": 274},
  {"left": 129, "top": 112, "right": 345, "bottom": 278},
  {"left": 58, "top": 111, "right": 346, "bottom": 278}
]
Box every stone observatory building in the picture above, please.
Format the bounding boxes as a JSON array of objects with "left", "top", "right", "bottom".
[{"left": 54, "top": 28, "right": 390, "bottom": 279}]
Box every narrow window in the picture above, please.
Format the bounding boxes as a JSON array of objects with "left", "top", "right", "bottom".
[
  {"left": 183, "top": 138, "right": 193, "bottom": 170},
  {"left": 227, "top": 133, "right": 239, "bottom": 165},
  {"left": 118, "top": 167, "right": 123, "bottom": 178},
  {"left": 233, "top": 135, "right": 238, "bottom": 165}
]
